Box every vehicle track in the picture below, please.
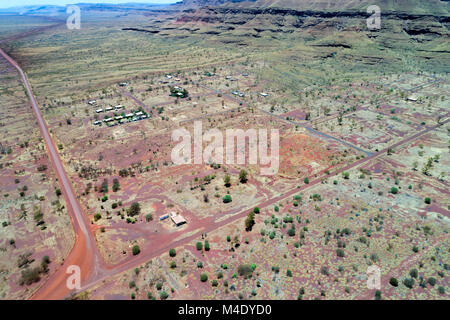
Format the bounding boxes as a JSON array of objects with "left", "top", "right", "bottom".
[{"left": 0, "top": 48, "right": 107, "bottom": 300}]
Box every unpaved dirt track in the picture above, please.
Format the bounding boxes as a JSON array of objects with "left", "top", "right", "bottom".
[{"left": 0, "top": 48, "right": 106, "bottom": 300}]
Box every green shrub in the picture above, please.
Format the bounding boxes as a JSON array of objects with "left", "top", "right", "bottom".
[
  {"left": 200, "top": 273, "right": 208, "bottom": 282},
  {"left": 287, "top": 227, "right": 295, "bottom": 237},
  {"left": 375, "top": 290, "right": 381, "bottom": 300},
  {"left": 169, "top": 248, "right": 176, "bottom": 257},
  {"left": 389, "top": 277, "right": 398, "bottom": 287},
  {"left": 238, "top": 264, "right": 254, "bottom": 279},
  {"left": 403, "top": 278, "right": 415, "bottom": 289},
  {"left": 160, "top": 291, "right": 169, "bottom": 300},
  {"left": 409, "top": 269, "right": 418, "bottom": 278},
  {"left": 132, "top": 245, "right": 140, "bottom": 256},
  {"left": 223, "top": 195, "right": 232, "bottom": 203}
]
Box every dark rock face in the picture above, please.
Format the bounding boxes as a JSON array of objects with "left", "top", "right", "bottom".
[
  {"left": 179, "top": 0, "right": 256, "bottom": 8},
  {"left": 176, "top": 6, "right": 449, "bottom": 36}
]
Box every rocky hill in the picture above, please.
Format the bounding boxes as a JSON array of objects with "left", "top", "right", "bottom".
[{"left": 177, "top": 0, "right": 449, "bottom": 15}]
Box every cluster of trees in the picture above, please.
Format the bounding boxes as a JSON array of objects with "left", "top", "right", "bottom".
[
  {"left": 128, "top": 202, "right": 141, "bottom": 217},
  {"left": 19, "top": 256, "right": 51, "bottom": 286},
  {"left": 224, "top": 170, "right": 248, "bottom": 187}
]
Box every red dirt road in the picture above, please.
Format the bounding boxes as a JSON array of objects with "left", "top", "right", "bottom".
[{"left": 0, "top": 48, "right": 106, "bottom": 300}]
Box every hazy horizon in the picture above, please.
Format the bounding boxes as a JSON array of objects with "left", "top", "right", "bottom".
[{"left": 0, "top": 0, "right": 177, "bottom": 9}]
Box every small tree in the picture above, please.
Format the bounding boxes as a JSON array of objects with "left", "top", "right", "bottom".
[
  {"left": 169, "top": 248, "right": 176, "bottom": 257},
  {"left": 100, "top": 179, "right": 108, "bottom": 193},
  {"left": 239, "top": 170, "right": 248, "bottom": 183},
  {"left": 204, "top": 240, "right": 210, "bottom": 251},
  {"left": 375, "top": 290, "right": 381, "bottom": 300},
  {"left": 304, "top": 177, "right": 309, "bottom": 184},
  {"left": 428, "top": 277, "right": 436, "bottom": 286},
  {"left": 112, "top": 179, "right": 120, "bottom": 192},
  {"left": 224, "top": 174, "right": 231, "bottom": 187},
  {"left": 245, "top": 212, "right": 255, "bottom": 231},
  {"left": 128, "top": 202, "right": 141, "bottom": 216},
  {"left": 196, "top": 242, "right": 203, "bottom": 251}
]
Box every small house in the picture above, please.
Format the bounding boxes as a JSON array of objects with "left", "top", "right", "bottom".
[
  {"left": 408, "top": 95, "right": 418, "bottom": 102},
  {"left": 170, "top": 212, "right": 187, "bottom": 227}
]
